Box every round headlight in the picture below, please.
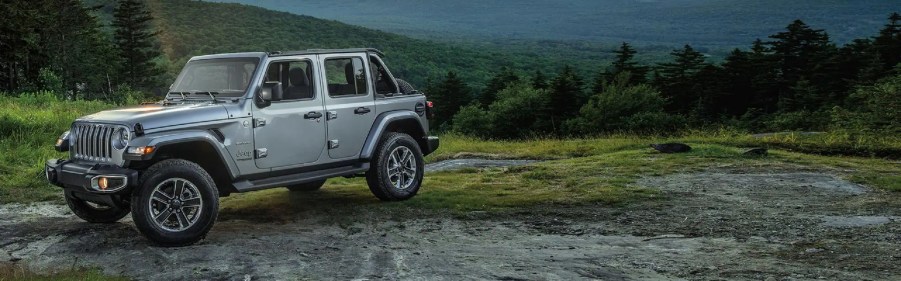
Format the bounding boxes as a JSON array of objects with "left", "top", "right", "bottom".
[{"left": 112, "top": 128, "right": 129, "bottom": 149}]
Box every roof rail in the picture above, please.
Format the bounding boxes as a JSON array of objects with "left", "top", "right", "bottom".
[{"left": 267, "top": 48, "right": 385, "bottom": 57}]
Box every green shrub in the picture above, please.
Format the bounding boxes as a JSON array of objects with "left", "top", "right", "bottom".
[
  {"left": 452, "top": 105, "right": 493, "bottom": 138},
  {"left": 485, "top": 83, "right": 552, "bottom": 138},
  {"left": 452, "top": 82, "right": 551, "bottom": 139},
  {"left": 832, "top": 74, "right": 901, "bottom": 134},
  {"left": 565, "top": 74, "right": 683, "bottom": 134}
]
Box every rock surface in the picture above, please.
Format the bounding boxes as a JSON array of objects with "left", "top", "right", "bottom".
[{"left": 2, "top": 168, "right": 900, "bottom": 280}]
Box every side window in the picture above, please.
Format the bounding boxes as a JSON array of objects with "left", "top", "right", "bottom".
[
  {"left": 263, "top": 60, "right": 315, "bottom": 100},
  {"left": 370, "top": 55, "right": 398, "bottom": 95},
  {"left": 324, "top": 57, "right": 369, "bottom": 97}
]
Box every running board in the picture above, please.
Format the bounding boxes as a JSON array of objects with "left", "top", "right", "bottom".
[{"left": 232, "top": 163, "right": 369, "bottom": 192}]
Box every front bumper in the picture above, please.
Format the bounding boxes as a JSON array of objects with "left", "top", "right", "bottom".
[
  {"left": 424, "top": 136, "right": 440, "bottom": 156},
  {"left": 45, "top": 159, "right": 138, "bottom": 195}
]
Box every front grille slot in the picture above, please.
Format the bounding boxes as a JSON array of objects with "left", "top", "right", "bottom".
[{"left": 71, "top": 123, "right": 117, "bottom": 163}]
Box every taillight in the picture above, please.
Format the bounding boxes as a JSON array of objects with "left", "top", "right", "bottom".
[
  {"left": 426, "top": 101, "right": 433, "bottom": 108},
  {"left": 426, "top": 101, "right": 434, "bottom": 118}
]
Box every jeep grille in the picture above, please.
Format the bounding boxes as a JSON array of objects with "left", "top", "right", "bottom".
[{"left": 71, "top": 123, "right": 116, "bottom": 163}]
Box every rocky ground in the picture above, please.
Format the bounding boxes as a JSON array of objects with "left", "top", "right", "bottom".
[{"left": 2, "top": 160, "right": 900, "bottom": 280}]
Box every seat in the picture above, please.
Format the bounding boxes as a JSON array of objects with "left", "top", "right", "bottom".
[
  {"left": 284, "top": 67, "right": 312, "bottom": 100},
  {"left": 344, "top": 62, "right": 364, "bottom": 95}
]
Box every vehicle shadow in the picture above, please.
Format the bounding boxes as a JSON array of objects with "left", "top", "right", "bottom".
[{"left": 216, "top": 185, "right": 386, "bottom": 224}]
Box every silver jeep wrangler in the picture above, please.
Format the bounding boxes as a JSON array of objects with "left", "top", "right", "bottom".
[{"left": 45, "top": 49, "right": 439, "bottom": 246}]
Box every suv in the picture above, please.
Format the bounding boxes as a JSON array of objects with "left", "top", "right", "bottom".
[{"left": 44, "top": 49, "right": 438, "bottom": 246}]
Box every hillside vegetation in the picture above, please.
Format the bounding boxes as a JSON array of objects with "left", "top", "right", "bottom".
[{"left": 140, "top": 0, "right": 602, "bottom": 88}]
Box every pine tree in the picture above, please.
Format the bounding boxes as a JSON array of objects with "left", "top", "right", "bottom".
[
  {"left": 654, "top": 44, "right": 707, "bottom": 113},
  {"left": 608, "top": 42, "right": 648, "bottom": 85},
  {"left": 430, "top": 71, "right": 471, "bottom": 129},
  {"left": 547, "top": 65, "right": 585, "bottom": 132},
  {"left": 113, "top": 0, "right": 162, "bottom": 90},
  {"left": 746, "top": 39, "right": 780, "bottom": 112},
  {"left": 874, "top": 12, "right": 901, "bottom": 72},
  {"left": 31, "top": 0, "right": 119, "bottom": 99},
  {"left": 719, "top": 49, "right": 754, "bottom": 116},
  {"left": 480, "top": 67, "right": 520, "bottom": 107},
  {"left": 593, "top": 42, "right": 648, "bottom": 94},
  {"left": 532, "top": 69, "right": 548, "bottom": 90},
  {"left": 767, "top": 20, "right": 835, "bottom": 112},
  {"left": 0, "top": 1, "right": 41, "bottom": 91}
]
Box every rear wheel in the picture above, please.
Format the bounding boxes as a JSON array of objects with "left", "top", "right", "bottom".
[
  {"left": 65, "top": 195, "right": 129, "bottom": 223},
  {"left": 286, "top": 180, "right": 326, "bottom": 191},
  {"left": 131, "top": 159, "right": 219, "bottom": 247},
  {"left": 366, "top": 133, "right": 424, "bottom": 201}
]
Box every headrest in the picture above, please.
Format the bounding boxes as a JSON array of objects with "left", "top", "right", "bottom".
[
  {"left": 345, "top": 63, "right": 356, "bottom": 85},
  {"left": 289, "top": 67, "right": 308, "bottom": 87}
]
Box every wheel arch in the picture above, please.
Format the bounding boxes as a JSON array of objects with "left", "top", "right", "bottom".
[
  {"left": 125, "top": 131, "right": 239, "bottom": 196},
  {"left": 360, "top": 110, "right": 428, "bottom": 160}
]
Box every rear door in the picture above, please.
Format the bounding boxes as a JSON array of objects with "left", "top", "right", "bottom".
[
  {"left": 252, "top": 56, "right": 327, "bottom": 169},
  {"left": 318, "top": 54, "right": 376, "bottom": 159}
]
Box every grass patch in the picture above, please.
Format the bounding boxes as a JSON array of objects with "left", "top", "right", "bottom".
[
  {"left": 0, "top": 263, "right": 126, "bottom": 281},
  {"left": 221, "top": 140, "right": 900, "bottom": 219},
  {"left": 0, "top": 92, "right": 115, "bottom": 204}
]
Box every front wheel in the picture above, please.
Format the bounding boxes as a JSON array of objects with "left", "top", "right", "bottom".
[
  {"left": 131, "top": 159, "right": 219, "bottom": 247},
  {"left": 65, "top": 195, "right": 129, "bottom": 223},
  {"left": 366, "top": 133, "right": 424, "bottom": 201}
]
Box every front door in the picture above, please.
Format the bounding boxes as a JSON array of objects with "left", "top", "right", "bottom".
[
  {"left": 253, "top": 57, "right": 327, "bottom": 169},
  {"left": 319, "top": 54, "right": 376, "bottom": 159}
]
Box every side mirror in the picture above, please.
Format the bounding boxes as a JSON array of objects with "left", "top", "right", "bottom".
[{"left": 257, "top": 81, "right": 283, "bottom": 107}]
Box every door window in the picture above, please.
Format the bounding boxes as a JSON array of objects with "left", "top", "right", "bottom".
[
  {"left": 263, "top": 60, "right": 315, "bottom": 100},
  {"left": 324, "top": 57, "right": 369, "bottom": 97}
]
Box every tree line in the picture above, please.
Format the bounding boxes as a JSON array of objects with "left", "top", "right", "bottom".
[
  {"left": 427, "top": 14, "right": 901, "bottom": 138},
  {"left": 0, "top": 0, "right": 162, "bottom": 102}
]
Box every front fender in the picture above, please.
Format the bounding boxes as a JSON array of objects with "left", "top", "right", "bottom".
[{"left": 123, "top": 130, "right": 240, "bottom": 178}]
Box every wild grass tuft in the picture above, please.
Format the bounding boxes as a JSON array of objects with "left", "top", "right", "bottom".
[
  {"left": 0, "top": 92, "right": 115, "bottom": 203},
  {"left": 0, "top": 263, "right": 126, "bottom": 281}
]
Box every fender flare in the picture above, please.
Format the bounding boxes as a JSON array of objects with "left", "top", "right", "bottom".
[
  {"left": 359, "top": 110, "right": 426, "bottom": 160},
  {"left": 125, "top": 130, "right": 240, "bottom": 179}
]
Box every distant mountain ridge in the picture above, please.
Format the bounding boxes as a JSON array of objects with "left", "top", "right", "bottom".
[{"left": 213, "top": 0, "right": 897, "bottom": 48}]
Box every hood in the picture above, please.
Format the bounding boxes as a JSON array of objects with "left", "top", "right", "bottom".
[{"left": 76, "top": 102, "right": 229, "bottom": 130}]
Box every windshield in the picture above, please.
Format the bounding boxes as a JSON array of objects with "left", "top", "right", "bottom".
[{"left": 170, "top": 58, "right": 260, "bottom": 97}]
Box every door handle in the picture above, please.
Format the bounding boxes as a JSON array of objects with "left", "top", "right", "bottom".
[
  {"left": 304, "top": 111, "right": 323, "bottom": 119},
  {"left": 354, "top": 107, "right": 371, "bottom": 115}
]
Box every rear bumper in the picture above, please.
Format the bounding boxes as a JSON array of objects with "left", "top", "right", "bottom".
[
  {"left": 45, "top": 159, "right": 138, "bottom": 195},
  {"left": 423, "top": 136, "right": 439, "bottom": 156}
]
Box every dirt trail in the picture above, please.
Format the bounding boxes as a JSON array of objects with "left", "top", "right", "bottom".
[{"left": 2, "top": 163, "right": 901, "bottom": 280}]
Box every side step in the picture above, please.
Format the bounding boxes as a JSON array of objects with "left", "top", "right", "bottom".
[{"left": 232, "top": 163, "right": 369, "bottom": 192}]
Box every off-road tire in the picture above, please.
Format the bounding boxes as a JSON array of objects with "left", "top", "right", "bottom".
[
  {"left": 286, "top": 180, "right": 326, "bottom": 191},
  {"left": 396, "top": 78, "right": 415, "bottom": 94},
  {"left": 366, "top": 133, "right": 424, "bottom": 201},
  {"left": 131, "top": 159, "right": 219, "bottom": 247},
  {"left": 65, "top": 195, "right": 130, "bottom": 223}
]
